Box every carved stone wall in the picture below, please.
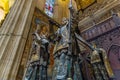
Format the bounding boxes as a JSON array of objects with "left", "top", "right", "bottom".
[
  {"left": 81, "top": 17, "right": 116, "bottom": 40},
  {"left": 78, "top": 0, "right": 113, "bottom": 21},
  {"left": 79, "top": 0, "right": 120, "bottom": 32},
  {"left": 81, "top": 13, "right": 120, "bottom": 80}
]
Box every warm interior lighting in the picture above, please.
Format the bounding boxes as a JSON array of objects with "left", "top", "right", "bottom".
[
  {"left": 0, "top": 0, "right": 15, "bottom": 26},
  {"left": 0, "top": 8, "right": 5, "bottom": 23}
]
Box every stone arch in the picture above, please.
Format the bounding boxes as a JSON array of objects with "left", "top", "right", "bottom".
[{"left": 107, "top": 44, "right": 120, "bottom": 80}]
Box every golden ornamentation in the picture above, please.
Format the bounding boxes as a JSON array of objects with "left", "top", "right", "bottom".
[
  {"left": 76, "top": 0, "right": 96, "bottom": 10},
  {"left": 0, "top": 0, "right": 15, "bottom": 26}
]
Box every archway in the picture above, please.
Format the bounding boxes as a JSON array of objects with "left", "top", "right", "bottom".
[{"left": 108, "top": 45, "right": 120, "bottom": 80}]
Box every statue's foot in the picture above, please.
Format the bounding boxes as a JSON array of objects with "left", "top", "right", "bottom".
[{"left": 67, "top": 78, "right": 72, "bottom": 80}]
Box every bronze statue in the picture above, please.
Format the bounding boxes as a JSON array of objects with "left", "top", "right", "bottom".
[
  {"left": 52, "top": 17, "right": 69, "bottom": 80},
  {"left": 90, "top": 48, "right": 114, "bottom": 80},
  {"left": 24, "top": 25, "right": 50, "bottom": 80},
  {"left": 75, "top": 33, "right": 114, "bottom": 80}
]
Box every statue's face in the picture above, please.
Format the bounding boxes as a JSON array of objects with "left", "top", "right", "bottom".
[
  {"left": 42, "top": 26, "right": 47, "bottom": 32},
  {"left": 62, "top": 17, "right": 68, "bottom": 24}
]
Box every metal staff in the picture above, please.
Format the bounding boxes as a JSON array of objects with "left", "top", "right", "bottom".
[{"left": 67, "top": 0, "right": 73, "bottom": 79}]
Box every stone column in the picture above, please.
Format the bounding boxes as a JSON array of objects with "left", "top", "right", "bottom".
[{"left": 0, "top": 0, "right": 36, "bottom": 80}]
